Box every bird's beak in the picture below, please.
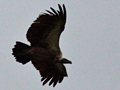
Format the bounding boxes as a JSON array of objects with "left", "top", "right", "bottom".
[
  {"left": 64, "top": 59, "right": 72, "bottom": 64},
  {"left": 67, "top": 60, "right": 72, "bottom": 64}
]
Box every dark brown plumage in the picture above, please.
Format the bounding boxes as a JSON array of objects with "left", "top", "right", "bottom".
[{"left": 12, "top": 4, "right": 72, "bottom": 87}]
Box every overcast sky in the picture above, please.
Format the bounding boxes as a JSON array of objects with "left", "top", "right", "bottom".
[{"left": 0, "top": 0, "right": 120, "bottom": 90}]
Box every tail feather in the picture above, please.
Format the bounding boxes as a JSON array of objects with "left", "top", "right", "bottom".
[{"left": 12, "top": 41, "right": 31, "bottom": 64}]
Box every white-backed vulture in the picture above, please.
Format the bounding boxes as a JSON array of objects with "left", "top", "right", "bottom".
[{"left": 12, "top": 4, "right": 72, "bottom": 87}]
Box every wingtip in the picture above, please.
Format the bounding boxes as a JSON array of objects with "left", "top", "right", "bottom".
[
  {"left": 58, "top": 4, "right": 60, "bottom": 6},
  {"left": 58, "top": 4, "right": 65, "bottom": 6},
  {"left": 63, "top": 4, "right": 65, "bottom": 7},
  {"left": 57, "top": 4, "right": 65, "bottom": 7},
  {"left": 58, "top": 4, "right": 66, "bottom": 23}
]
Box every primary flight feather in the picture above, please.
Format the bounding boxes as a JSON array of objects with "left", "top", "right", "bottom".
[{"left": 12, "top": 4, "right": 72, "bottom": 87}]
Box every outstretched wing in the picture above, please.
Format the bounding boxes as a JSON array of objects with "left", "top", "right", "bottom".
[
  {"left": 40, "top": 63, "right": 67, "bottom": 87},
  {"left": 26, "top": 4, "right": 66, "bottom": 50},
  {"left": 32, "top": 61, "right": 67, "bottom": 87}
]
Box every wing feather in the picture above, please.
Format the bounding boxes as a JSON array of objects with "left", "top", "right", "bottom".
[
  {"left": 63, "top": 4, "right": 67, "bottom": 21},
  {"left": 45, "top": 10, "right": 54, "bottom": 15},
  {"left": 50, "top": 7, "right": 58, "bottom": 16},
  {"left": 58, "top": 4, "right": 63, "bottom": 15}
]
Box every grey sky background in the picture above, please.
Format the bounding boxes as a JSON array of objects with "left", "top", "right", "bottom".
[{"left": 0, "top": 0, "right": 120, "bottom": 90}]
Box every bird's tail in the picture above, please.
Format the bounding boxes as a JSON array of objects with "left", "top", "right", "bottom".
[{"left": 12, "top": 41, "right": 31, "bottom": 64}]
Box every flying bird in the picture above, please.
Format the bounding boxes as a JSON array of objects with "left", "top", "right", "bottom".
[{"left": 12, "top": 4, "right": 72, "bottom": 87}]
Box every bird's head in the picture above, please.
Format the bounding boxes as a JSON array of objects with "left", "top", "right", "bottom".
[{"left": 55, "top": 58, "right": 72, "bottom": 64}]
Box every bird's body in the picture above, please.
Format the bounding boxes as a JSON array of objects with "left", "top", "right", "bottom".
[{"left": 12, "top": 4, "right": 72, "bottom": 87}]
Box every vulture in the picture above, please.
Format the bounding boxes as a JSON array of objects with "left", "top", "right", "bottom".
[{"left": 12, "top": 4, "right": 72, "bottom": 87}]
